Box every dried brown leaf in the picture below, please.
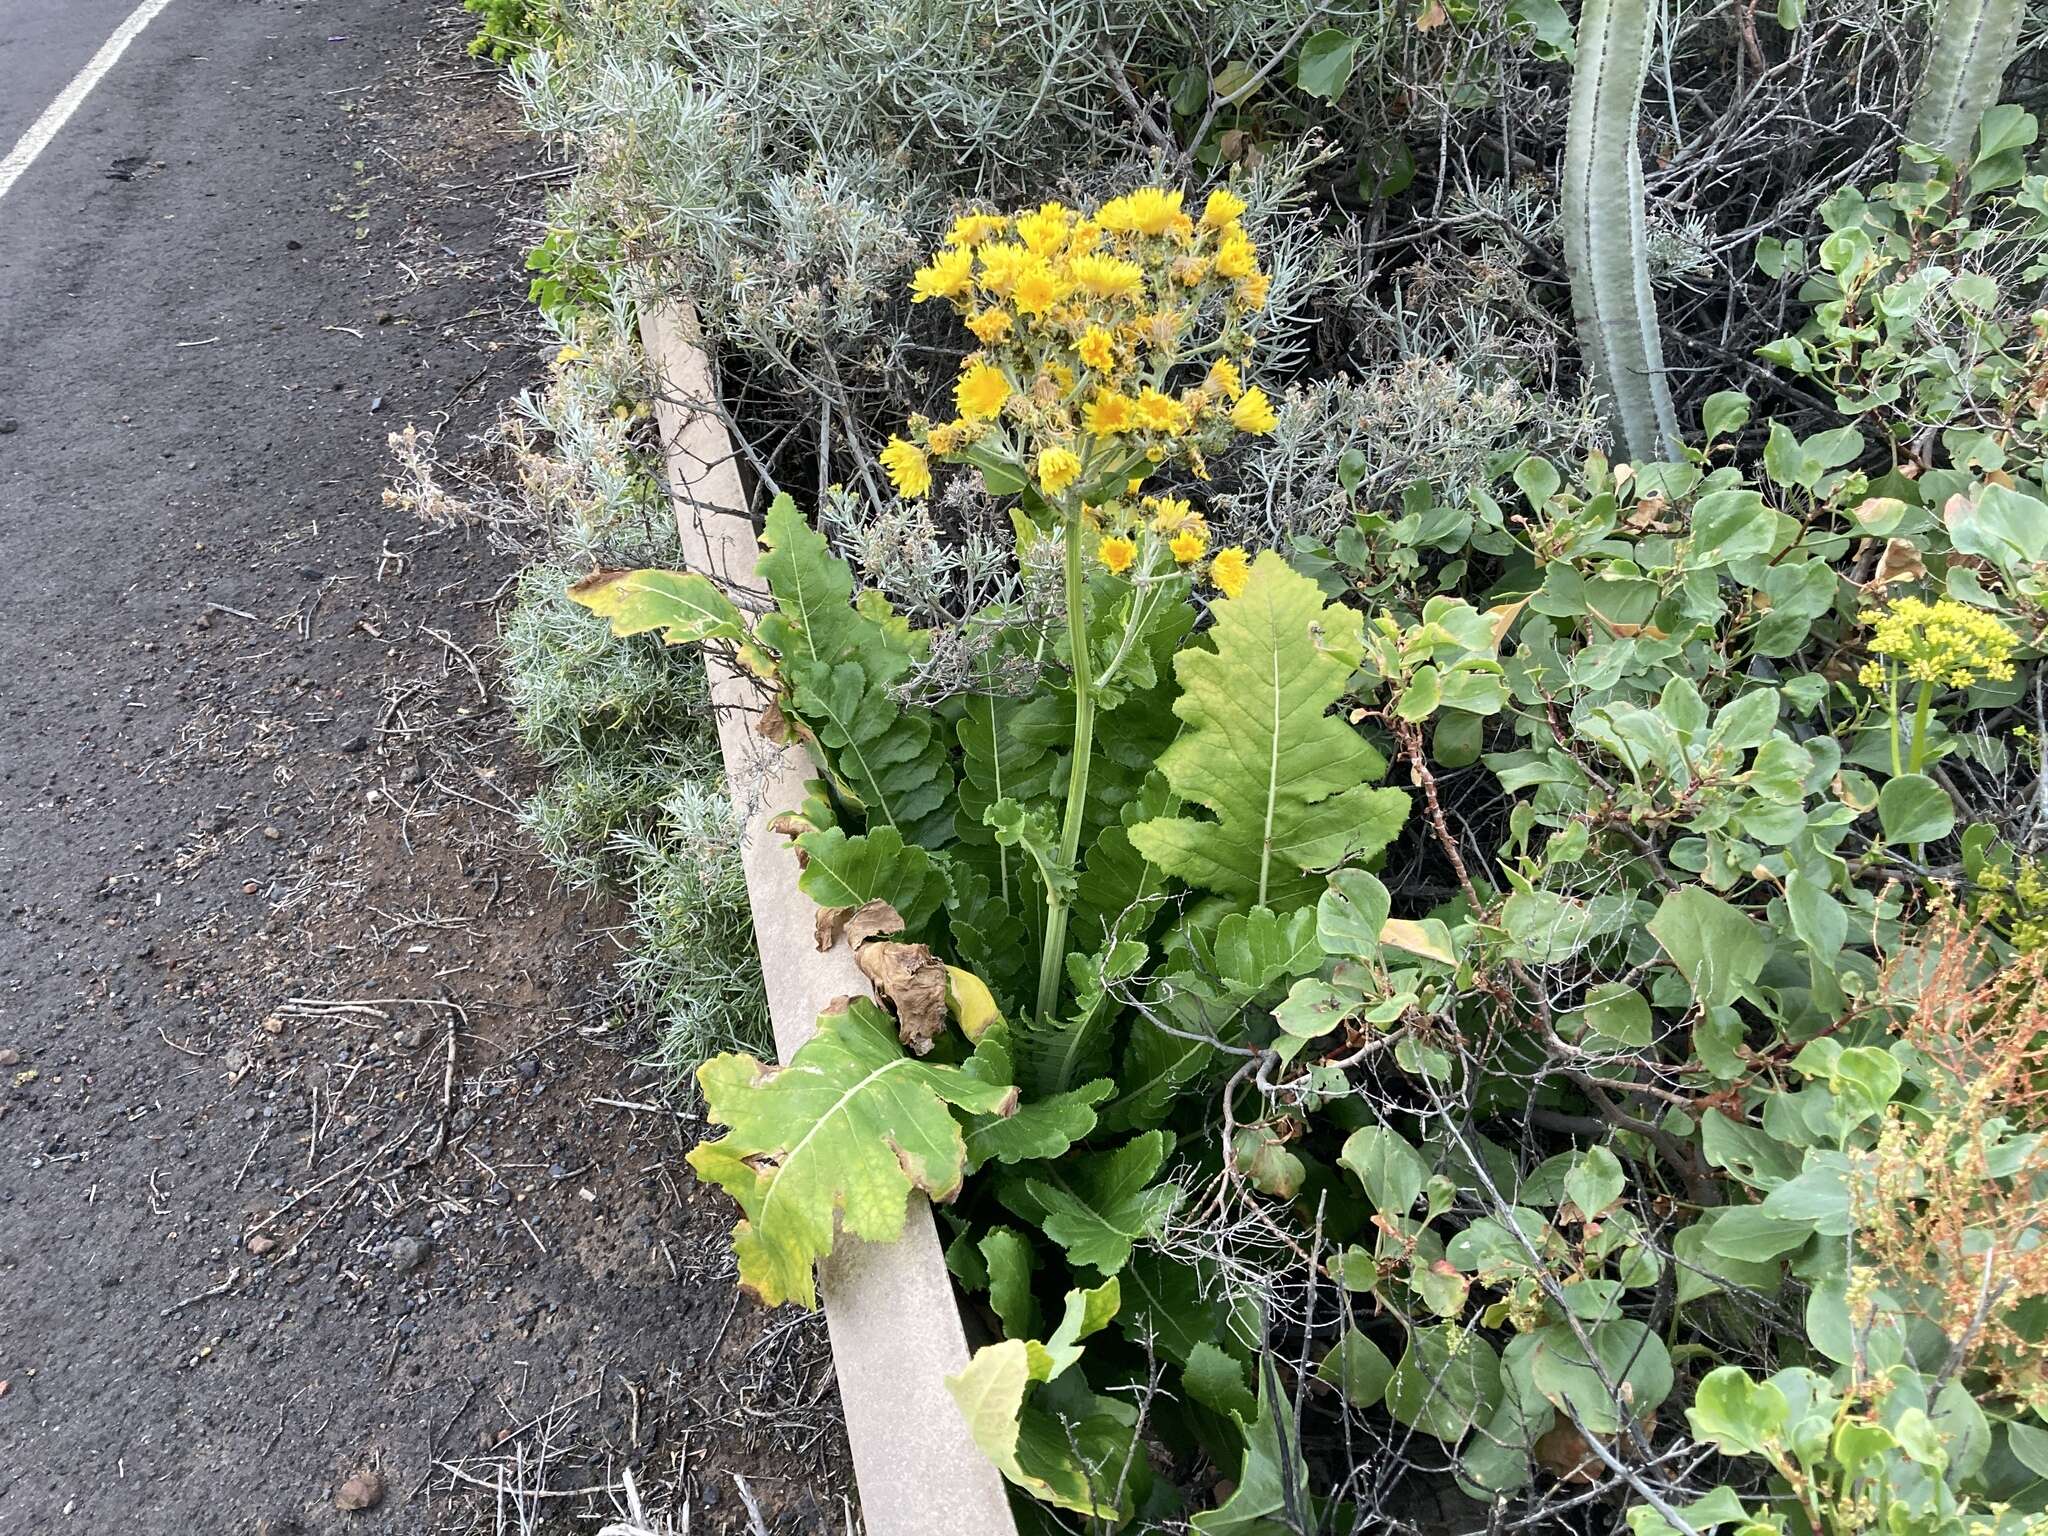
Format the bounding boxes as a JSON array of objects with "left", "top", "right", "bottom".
[
  {"left": 855, "top": 941, "right": 949, "bottom": 1056},
  {"left": 1869, "top": 537, "right": 1927, "bottom": 590},
  {"left": 814, "top": 899, "right": 906, "bottom": 953}
]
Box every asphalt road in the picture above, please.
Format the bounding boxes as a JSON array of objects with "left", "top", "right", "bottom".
[
  {"left": 0, "top": 4, "right": 618, "bottom": 1530},
  {"left": 0, "top": 0, "right": 148, "bottom": 149}
]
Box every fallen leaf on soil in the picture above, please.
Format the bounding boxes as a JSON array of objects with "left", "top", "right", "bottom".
[
  {"left": 855, "top": 941, "right": 949, "bottom": 1055},
  {"left": 335, "top": 1469, "right": 384, "bottom": 1512},
  {"left": 814, "top": 899, "right": 905, "bottom": 952}
]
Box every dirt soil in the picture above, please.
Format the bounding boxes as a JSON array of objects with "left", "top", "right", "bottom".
[{"left": 0, "top": 6, "right": 849, "bottom": 1532}]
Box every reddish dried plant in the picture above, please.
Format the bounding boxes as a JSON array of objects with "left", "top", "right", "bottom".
[{"left": 1852, "top": 921, "right": 2048, "bottom": 1401}]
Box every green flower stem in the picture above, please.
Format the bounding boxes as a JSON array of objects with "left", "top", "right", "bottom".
[
  {"left": 1036, "top": 502, "right": 1096, "bottom": 1021},
  {"left": 1887, "top": 679, "right": 1903, "bottom": 780},
  {"left": 1907, "top": 678, "right": 1938, "bottom": 863},
  {"left": 1906, "top": 680, "right": 1935, "bottom": 776}
]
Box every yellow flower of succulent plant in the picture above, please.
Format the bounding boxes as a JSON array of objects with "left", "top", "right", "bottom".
[
  {"left": 1860, "top": 596, "right": 2017, "bottom": 689},
  {"left": 1857, "top": 594, "right": 2020, "bottom": 779}
]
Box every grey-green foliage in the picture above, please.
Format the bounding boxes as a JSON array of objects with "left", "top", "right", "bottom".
[
  {"left": 614, "top": 785, "right": 767, "bottom": 1079},
  {"left": 503, "top": 561, "right": 717, "bottom": 766},
  {"left": 1903, "top": 0, "right": 2024, "bottom": 168},
  {"left": 1560, "top": 0, "right": 1680, "bottom": 463},
  {"left": 504, "top": 574, "right": 771, "bottom": 1077}
]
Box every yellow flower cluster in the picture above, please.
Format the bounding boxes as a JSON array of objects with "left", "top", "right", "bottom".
[
  {"left": 1083, "top": 492, "right": 1250, "bottom": 596},
  {"left": 1856, "top": 597, "right": 2018, "bottom": 690},
  {"left": 880, "top": 185, "right": 1274, "bottom": 520},
  {"left": 1974, "top": 859, "right": 2048, "bottom": 953}
]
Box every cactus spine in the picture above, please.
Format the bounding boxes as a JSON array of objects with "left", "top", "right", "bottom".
[
  {"left": 1903, "top": 0, "right": 2023, "bottom": 169},
  {"left": 1561, "top": 0, "right": 1680, "bottom": 464}
]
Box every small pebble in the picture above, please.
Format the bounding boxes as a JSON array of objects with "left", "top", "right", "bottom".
[
  {"left": 334, "top": 1469, "right": 384, "bottom": 1512},
  {"left": 386, "top": 1235, "right": 431, "bottom": 1271}
]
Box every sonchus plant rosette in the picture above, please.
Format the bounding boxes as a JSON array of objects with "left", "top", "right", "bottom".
[{"left": 569, "top": 184, "right": 1424, "bottom": 1513}]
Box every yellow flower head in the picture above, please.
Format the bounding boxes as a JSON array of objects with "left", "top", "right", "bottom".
[
  {"left": 1146, "top": 496, "right": 1194, "bottom": 532},
  {"left": 1097, "top": 534, "right": 1138, "bottom": 574},
  {"left": 976, "top": 242, "right": 1032, "bottom": 296},
  {"left": 1083, "top": 391, "right": 1136, "bottom": 437},
  {"left": 890, "top": 186, "right": 1280, "bottom": 514},
  {"left": 880, "top": 436, "right": 931, "bottom": 499},
  {"left": 1037, "top": 445, "right": 1083, "bottom": 496},
  {"left": 1040, "top": 360, "right": 1076, "bottom": 397},
  {"left": 1201, "top": 188, "right": 1248, "bottom": 230},
  {"left": 1098, "top": 187, "right": 1194, "bottom": 241},
  {"left": 1857, "top": 662, "right": 1886, "bottom": 689},
  {"left": 1230, "top": 387, "right": 1279, "bottom": 435},
  {"left": 956, "top": 361, "right": 1012, "bottom": 422},
  {"left": 1011, "top": 258, "right": 1069, "bottom": 317},
  {"left": 965, "top": 307, "right": 1014, "bottom": 345},
  {"left": 1170, "top": 527, "right": 1209, "bottom": 565},
  {"left": 1864, "top": 595, "right": 2017, "bottom": 690},
  {"left": 1068, "top": 253, "right": 1146, "bottom": 303},
  {"left": 555, "top": 344, "right": 586, "bottom": 365},
  {"left": 1209, "top": 546, "right": 1251, "bottom": 599},
  {"left": 910, "top": 245, "right": 975, "bottom": 303},
  {"left": 1015, "top": 202, "right": 1073, "bottom": 256},
  {"left": 1213, "top": 231, "right": 1259, "bottom": 280},
  {"left": 1134, "top": 388, "right": 1189, "bottom": 434},
  {"left": 946, "top": 212, "right": 1008, "bottom": 248}
]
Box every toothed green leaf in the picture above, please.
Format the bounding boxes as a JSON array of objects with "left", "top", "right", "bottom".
[
  {"left": 1130, "top": 553, "right": 1409, "bottom": 909},
  {"left": 686, "top": 998, "right": 1017, "bottom": 1310}
]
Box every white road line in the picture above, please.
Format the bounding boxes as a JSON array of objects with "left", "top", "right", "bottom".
[{"left": 0, "top": 0, "right": 181, "bottom": 204}]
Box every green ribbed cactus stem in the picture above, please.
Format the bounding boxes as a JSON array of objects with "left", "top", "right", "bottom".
[
  {"left": 1903, "top": 0, "right": 2023, "bottom": 172},
  {"left": 1561, "top": 0, "right": 1681, "bottom": 465}
]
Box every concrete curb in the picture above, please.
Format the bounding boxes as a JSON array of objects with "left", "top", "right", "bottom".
[{"left": 636, "top": 303, "right": 1019, "bottom": 1536}]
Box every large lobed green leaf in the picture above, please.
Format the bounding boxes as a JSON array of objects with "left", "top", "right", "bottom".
[
  {"left": 755, "top": 495, "right": 956, "bottom": 846},
  {"left": 1130, "top": 552, "right": 1409, "bottom": 909},
  {"left": 686, "top": 998, "right": 1017, "bottom": 1309}
]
